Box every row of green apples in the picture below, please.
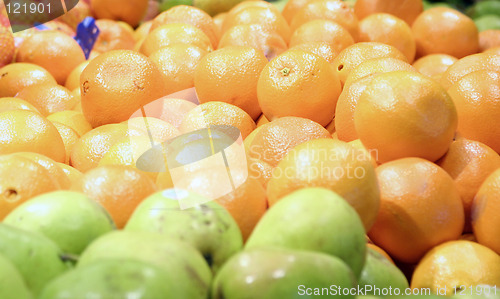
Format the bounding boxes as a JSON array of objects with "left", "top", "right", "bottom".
[{"left": 0, "top": 188, "right": 498, "bottom": 298}]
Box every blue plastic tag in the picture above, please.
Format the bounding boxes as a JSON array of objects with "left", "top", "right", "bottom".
[{"left": 74, "top": 17, "right": 99, "bottom": 60}]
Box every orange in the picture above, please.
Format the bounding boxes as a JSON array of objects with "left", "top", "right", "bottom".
[
  {"left": 139, "top": 23, "right": 213, "bottom": 57},
  {"left": 46, "top": 110, "right": 93, "bottom": 137},
  {"left": 226, "top": 0, "right": 281, "bottom": 19},
  {"left": 126, "top": 117, "right": 181, "bottom": 142},
  {"left": 354, "top": 71, "right": 457, "bottom": 163},
  {"left": 136, "top": 97, "right": 197, "bottom": 129},
  {"left": 0, "top": 110, "right": 66, "bottom": 162},
  {"left": 369, "top": 158, "right": 465, "bottom": 264},
  {"left": 55, "top": 0, "right": 91, "bottom": 30},
  {"left": 149, "top": 44, "right": 208, "bottom": 95},
  {"left": 437, "top": 137, "right": 500, "bottom": 232},
  {"left": 367, "top": 243, "right": 395, "bottom": 264},
  {"left": 195, "top": 46, "right": 268, "bottom": 120},
  {"left": 11, "top": 152, "right": 71, "bottom": 190},
  {"left": 70, "top": 123, "right": 143, "bottom": 173},
  {"left": 354, "top": 0, "right": 423, "bottom": 25},
  {"left": 0, "top": 23, "right": 14, "bottom": 67},
  {"left": 479, "top": 29, "right": 500, "bottom": 52},
  {"left": 282, "top": 0, "right": 317, "bottom": 24},
  {"left": 267, "top": 139, "right": 380, "bottom": 231},
  {"left": 65, "top": 61, "right": 90, "bottom": 91},
  {"left": 151, "top": 5, "right": 219, "bottom": 49},
  {"left": 411, "top": 241, "right": 500, "bottom": 295},
  {"left": 412, "top": 7, "right": 479, "bottom": 59},
  {"left": 16, "top": 31, "right": 86, "bottom": 85},
  {"left": 290, "top": 0, "right": 359, "bottom": 41},
  {"left": 256, "top": 114, "right": 270, "bottom": 127},
  {"left": 288, "top": 42, "right": 339, "bottom": 63},
  {"left": 0, "top": 63, "right": 57, "bottom": 97},
  {"left": 218, "top": 24, "right": 288, "bottom": 61},
  {"left": 134, "top": 21, "right": 153, "bottom": 42},
  {"left": 344, "top": 57, "right": 415, "bottom": 88},
  {"left": 222, "top": 6, "right": 291, "bottom": 43},
  {"left": 258, "top": 49, "right": 342, "bottom": 127},
  {"left": 213, "top": 13, "right": 227, "bottom": 35},
  {"left": 93, "top": 19, "right": 136, "bottom": 53},
  {"left": 484, "top": 46, "right": 500, "bottom": 56},
  {"left": 180, "top": 101, "right": 256, "bottom": 139},
  {"left": 440, "top": 53, "right": 500, "bottom": 90},
  {"left": 335, "top": 74, "right": 378, "bottom": 142},
  {"left": 248, "top": 156, "right": 273, "bottom": 189},
  {"left": 412, "top": 54, "right": 458, "bottom": 82},
  {"left": 0, "top": 155, "right": 60, "bottom": 220},
  {"left": 15, "top": 84, "right": 78, "bottom": 116},
  {"left": 289, "top": 19, "right": 354, "bottom": 54},
  {"left": 472, "top": 169, "right": 500, "bottom": 255},
  {"left": 246, "top": 116, "right": 331, "bottom": 167},
  {"left": 447, "top": 70, "right": 500, "bottom": 153},
  {"left": 358, "top": 13, "right": 416, "bottom": 63},
  {"left": 75, "top": 165, "right": 157, "bottom": 229},
  {"left": 175, "top": 169, "right": 267, "bottom": 241},
  {"left": 332, "top": 42, "right": 408, "bottom": 85},
  {"left": 50, "top": 122, "right": 81, "bottom": 165},
  {"left": 0, "top": 97, "right": 40, "bottom": 114},
  {"left": 57, "top": 162, "right": 83, "bottom": 189},
  {"left": 80, "top": 50, "right": 170, "bottom": 128},
  {"left": 90, "top": 0, "right": 148, "bottom": 27}
]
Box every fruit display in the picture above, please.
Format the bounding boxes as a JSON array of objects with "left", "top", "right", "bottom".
[{"left": 1, "top": 0, "right": 500, "bottom": 298}]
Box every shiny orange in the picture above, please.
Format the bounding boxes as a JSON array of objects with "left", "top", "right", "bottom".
[
  {"left": 57, "top": 162, "right": 84, "bottom": 189},
  {"left": 358, "top": 13, "right": 416, "bottom": 63},
  {"left": 136, "top": 97, "right": 197, "bottom": 129},
  {"left": 412, "top": 54, "right": 458, "bottom": 82},
  {"left": 437, "top": 137, "right": 500, "bottom": 232},
  {"left": 11, "top": 152, "right": 71, "bottom": 190},
  {"left": 75, "top": 165, "right": 157, "bottom": 229},
  {"left": 80, "top": 50, "right": 170, "bottom": 128},
  {"left": 440, "top": 53, "right": 500, "bottom": 90},
  {"left": 90, "top": 0, "right": 148, "bottom": 27},
  {"left": 479, "top": 29, "right": 500, "bottom": 52},
  {"left": 447, "top": 70, "right": 500, "bottom": 153},
  {"left": 195, "top": 46, "right": 268, "bottom": 120},
  {"left": 288, "top": 42, "right": 339, "bottom": 63},
  {"left": 0, "top": 110, "right": 66, "bottom": 162},
  {"left": 15, "top": 84, "right": 78, "bottom": 116},
  {"left": 46, "top": 110, "right": 93, "bottom": 137},
  {"left": 412, "top": 7, "right": 479, "bottom": 59},
  {"left": 354, "top": 0, "right": 423, "bottom": 25},
  {"left": 93, "top": 19, "right": 136, "bottom": 53},
  {"left": 51, "top": 122, "right": 81, "bottom": 165},
  {"left": 344, "top": 57, "right": 415, "bottom": 88},
  {"left": 0, "top": 97, "right": 40, "bottom": 114},
  {"left": 149, "top": 44, "right": 208, "bottom": 95},
  {"left": 282, "top": 0, "right": 317, "bottom": 24},
  {"left": 369, "top": 158, "right": 465, "bottom": 264},
  {"left": 258, "top": 50, "right": 342, "bottom": 127},
  {"left": 0, "top": 63, "right": 57, "bottom": 97},
  {"left": 16, "top": 31, "right": 86, "bottom": 85},
  {"left": 65, "top": 61, "right": 90, "bottom": 92}
]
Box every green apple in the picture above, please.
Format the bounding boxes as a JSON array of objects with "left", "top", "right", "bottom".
[
  {"left": 358, "top": 247, "right": 409, "bottom": 296},
  {"left": 475, "top": 15, "right": 500, "bottom": 32},
  {"left": 39, "top": 260, "right": 177, "bottom": 299},
  {"left": 245, "top": 188, "right": 366, "bottom": 278},
  {"left": 4, "top": 191, "right": 115, "bottom": 255},
  {"left": 0, "top": 224, "right": 69, "bottom": 296},
  {"left": 0, "top": 253, "right": 32, "bottom": 299},
  {"left": 159, "top": 0, "right": 247, "bottom": 15},
  {"left": 78, "top": 231, "right": 212, "bottom": 298},
  {"left": 125, "top": 189, "right": 243, "bottom": 273},
  {"left": 423, "top": 1, "right": 453, "bottom": 10},
  {"left": 212, "top": 247, "right": 357, "bottom": 299},
  {"left": 468, "top": 1, "right": 500, "bottom": 19}
]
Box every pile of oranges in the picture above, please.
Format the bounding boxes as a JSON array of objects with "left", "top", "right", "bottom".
[{"left": 1, "top": 0, "right": 500, "bottom": 294}]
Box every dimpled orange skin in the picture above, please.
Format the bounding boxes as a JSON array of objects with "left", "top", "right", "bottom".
[
  {"left": 139, "top": 23, "right": 213, "bottom": 57},
  {"left": 479, "top": 30, "right": 500, "bottom": 52},
  {"left": 472, "top": 169, "right": 500, "bottom": 255},
  {"left": 289, "top": 42, "right": 340, "bottom": 64},
  {"left": 412, "top": 7, "right": 479, "bottom": 59},
  {"left": 0, "top": 63, "right": 57, "bottom": 98},
  {"left": 412, "top": 54, "right": 458, "bottom": 81},
  {"left": 0, "top": 110, "right": 66, "bottom": 163},
  {"left": 0, "top": 25, "right": 14, "bottom": 67},
  {"left": 343, "top": 57, "right": 416, "bottom": 88},
  {"left": 0, "top": 97, "right": 40, "bottom": 114},
  {"left": 437, "top": 138, "right": 500, "bottom": 232},
  {"left": 358, "top": 13, "right": 416, "bottom": 63},
  {"left": 447, "top": 70, "right": 500, "bottom": 154},
  {"left": 369, "top": 158, "right": 465, "bottom": 264},
  {"left": 195, "top": 46, "right": 268, "bottom": 120},
  {"left": 354, "top": 0, "right": 423, "bottom": 25},
  {"left": 332, "top": 42, "right": 409, "bottom": 86},
  {"left": 282, "top": 0, "right": 318, "bottom": 24},
  {"left": 257, "top": 50, "right": 342, "bottom": 127},
  {"left": 218, "top": 24, "right": 288, "bottom": 61},
  {"left": 354, "top": 71, "right": 457, "bottom": 163},
  {"left": 246, "top": 116, "right": 332, "bottom": 168},
  {"left": 15, "top": 84, "right": 78, "bottom": 116},
  {"left": 80, "top": 50, "right": 170, "bottom": 128},
  {"left": 289, "top": 19, "right": 355, "bottom": 54},
  {"left": 16, "top": 31, "right": 86, "bottom": 85},
  {"left": 90, "top": 0, "right": 148, "bottom": 27},
  {"left": 290, "top": 0, "right": 359, "bottom": 41},
  {"left": 93, "top": 19, "right": 136, "bottom": 53},
  {"left": 150, "top": 5, "right": 219, "bottom": 49},
  {"left": 0, "top": 155, "right": 60, "bottom": 220},
  {"left": 440, "top": 53, "right": 500, "bottom": 90}
]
